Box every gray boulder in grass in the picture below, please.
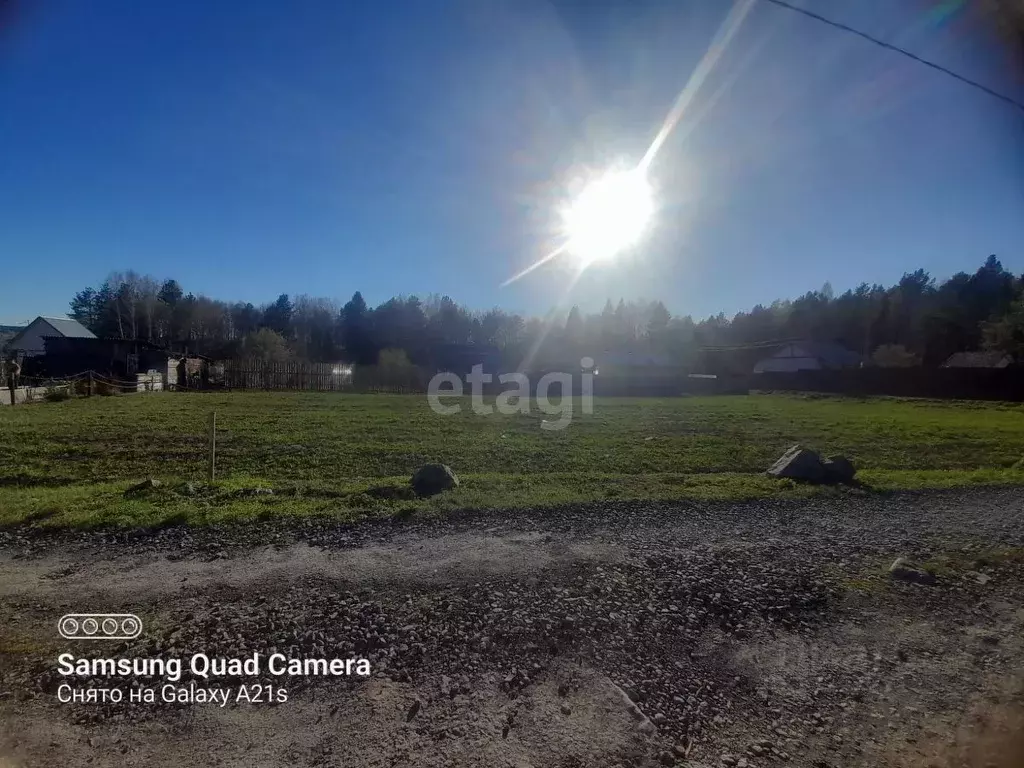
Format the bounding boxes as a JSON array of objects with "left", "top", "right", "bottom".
[
  {"left": 410, "top": 464, "right": 459, "bottom": 497},
  {"left": 822, "top": 454, "right": 857, "bottom": 484},
  {"left": 766, "top": 445, "right": 826, "bottom": 483}
]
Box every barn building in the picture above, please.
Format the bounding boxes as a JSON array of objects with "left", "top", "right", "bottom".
[{"left": 5, "top": 316, "right": 96, "bottom": 358}]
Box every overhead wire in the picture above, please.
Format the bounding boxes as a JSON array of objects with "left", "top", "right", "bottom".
[{"left": 760, "top": 0, "right": 1024, "bottom": 112}]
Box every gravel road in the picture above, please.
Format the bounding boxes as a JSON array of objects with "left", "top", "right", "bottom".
[{"left": 1, "top": 488, "right": 1023, "bottom": 767}]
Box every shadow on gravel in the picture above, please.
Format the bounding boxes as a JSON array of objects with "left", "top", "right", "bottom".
[{"left": 20, "top": 509, "right": 59, "bottom": 524}]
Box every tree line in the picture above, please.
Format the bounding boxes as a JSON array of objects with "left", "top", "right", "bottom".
[{"left": 66, "top": 255, "right": 1024, "bottom": 370}]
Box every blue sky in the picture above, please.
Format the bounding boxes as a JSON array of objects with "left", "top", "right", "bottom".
[{"left": 1, "top": 0, "right": 1022, "bottom": 325}]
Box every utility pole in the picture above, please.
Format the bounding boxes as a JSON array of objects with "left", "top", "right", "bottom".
[{"left": 208, "top": 411, "right": 217, "bottom": 482}]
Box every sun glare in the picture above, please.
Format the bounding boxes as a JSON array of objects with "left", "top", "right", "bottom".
[{"left": 562, "top": 169, "right": 653, "bottom": 267}]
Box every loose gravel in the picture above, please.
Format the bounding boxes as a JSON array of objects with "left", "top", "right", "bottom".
[{"left": 2, "top": 488, "right": 1023, "bottom": 767}]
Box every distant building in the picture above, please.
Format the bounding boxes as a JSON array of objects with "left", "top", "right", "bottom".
[
  {"left": 0, "top": 324, "right": 25, "bottom": 354},
  {"left": 941, "top": 351, "right": 1013, "bottom": 369},
  {"left": 752, "top": 341, "right": 864, "bottom": 374},
  {"left": 6, "top": 316, "right": 96, "bottom": 358}
]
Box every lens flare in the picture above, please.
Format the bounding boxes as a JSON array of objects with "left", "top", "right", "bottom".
[
  {"left": 500, "top": 0, "right": 756, "bottom": 287},
  {"left": 562, "top": 169, "right": 653, "bottom": 267}
]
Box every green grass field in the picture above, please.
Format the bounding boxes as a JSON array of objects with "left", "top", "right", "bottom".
[{"left": 3, "top": 391, "right": 1024, "bottom": 527}]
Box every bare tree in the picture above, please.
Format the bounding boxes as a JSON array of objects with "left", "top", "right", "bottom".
[{"left": 137, "top": 275, "right": 161, "bottom": 342}]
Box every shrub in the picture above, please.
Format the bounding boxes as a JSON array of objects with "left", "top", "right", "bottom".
[
  {"left": 94, "top": 379, "right": 120, "bottom": 396},
  {"left": 353, "top": 349, "right": 426, "bottom": 392},
  {"left": 377, "top": 348, "right": 413, "bottom": 369},
  {"left": 237, "top": 329, "right": 292, "bottom": 363},
  {"left": 43, "top": 386, "right": 71, "bottom": 402},
  {"left": 872, "top": 344, "right": 921, "bottom": 368}
]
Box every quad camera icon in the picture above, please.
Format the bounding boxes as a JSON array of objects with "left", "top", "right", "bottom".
[{"left": 59, "top": 614, "right": 142, "bottom": 640}]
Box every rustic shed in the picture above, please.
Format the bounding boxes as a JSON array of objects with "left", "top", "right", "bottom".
[
  {"left": 7, "top": 316, "right": 96, "bottom": 358},
  {"left": 42, "top": 337, "right": 189, "bottom": 385}
]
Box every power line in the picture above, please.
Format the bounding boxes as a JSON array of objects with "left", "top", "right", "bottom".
[
  {"left": 699, "top": 338, "right": 803, "bottom": 352},
  {"left": 760, "top": 0, "right": 1024, "bottom": 113}
]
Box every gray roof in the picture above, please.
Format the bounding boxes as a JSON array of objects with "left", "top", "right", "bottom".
[
  {"left": 38, "top": 316, "right": 96, "bottom": 339},
  {"left": 797, "top": 341, "right": 862, "bottom": 367},
  {"left": 771, "top": 341, "right": 862, "bottom": 367},
  {"left": 942, "top": 351, "right": 1012, "bottom": 368}
]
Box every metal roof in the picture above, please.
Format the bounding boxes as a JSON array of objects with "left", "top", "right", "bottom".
[
  {"left": 38, "top": 316, "right": 97, "bottom": 339},
  {"left": 941, "top": 351, "right": 1012, "bottom": 368},
  {"left": 779, "top": 341, "right": 863, "bottom": 367}
]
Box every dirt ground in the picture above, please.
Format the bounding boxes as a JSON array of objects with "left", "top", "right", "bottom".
[{"left": 1, "top": 489, "right": 1023, "bottom": 767}]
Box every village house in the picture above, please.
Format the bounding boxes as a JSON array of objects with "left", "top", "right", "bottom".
[{"left": 5, "top": 316, "right": 96, "bottom": 358}]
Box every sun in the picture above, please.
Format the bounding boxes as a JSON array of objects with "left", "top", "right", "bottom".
[
  {"left": 498, "top": 165, "right": 656, "bottom": 287},
  {"left": 562, "top": 168, "right": 654, "bottom": 267}
]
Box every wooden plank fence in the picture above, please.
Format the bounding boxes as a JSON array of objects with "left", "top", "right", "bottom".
[
  {"left": 221, "top": 361, "right": 354, "bottom": 391},
  {"left": 219, "top": 361, "right": 431, "bottom": 393}
]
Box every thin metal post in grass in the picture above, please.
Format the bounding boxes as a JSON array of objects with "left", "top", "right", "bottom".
[{"left": 208, "top": 410, "right": 217, "bottom": 482}]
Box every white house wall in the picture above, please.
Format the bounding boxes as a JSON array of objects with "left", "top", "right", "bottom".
[{"left": 8, "top": 319, "right": 56, "bottom": 357}]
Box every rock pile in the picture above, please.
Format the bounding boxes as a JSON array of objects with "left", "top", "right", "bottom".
[{"left": 766, "top": 446, "right": 857, "bottom": 485}]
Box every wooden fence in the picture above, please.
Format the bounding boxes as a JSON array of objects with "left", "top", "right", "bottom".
[
  {"left": 216, "top": 361, "right": 752, "bottom": 396},
  {"left": 213, "top": 362, "right": 1024, "bottom": 402},
  {"left": 220, "top": 361, "right": 354, "bottom": 391},
  {"left": 750, "top": 368, "right": 1024, "bottom": 402},
  {"left": 219, "top": 361, "right": 433, "bottom": 393}
]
